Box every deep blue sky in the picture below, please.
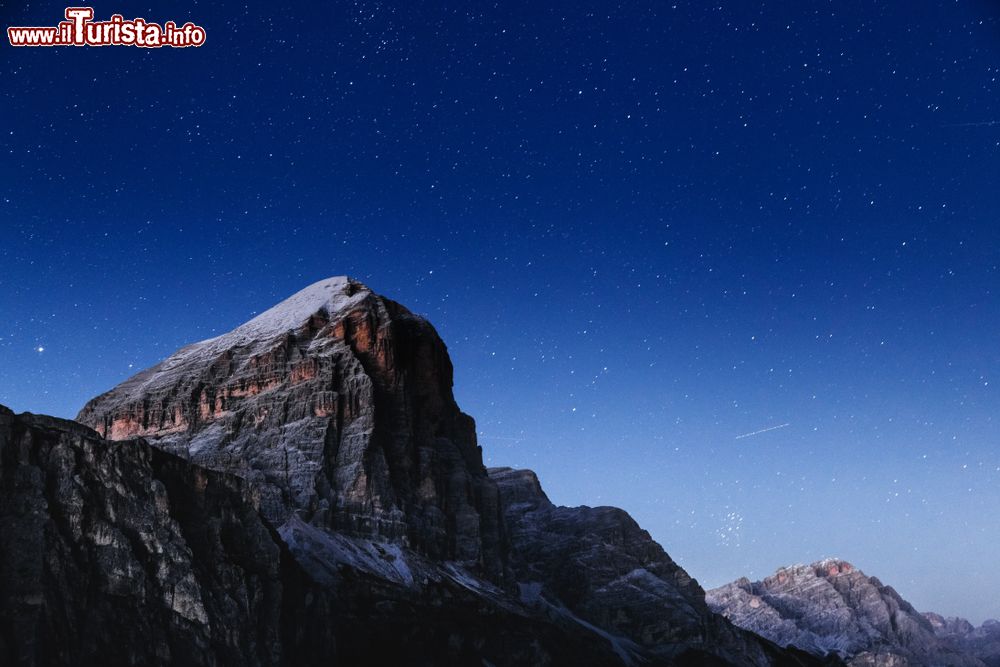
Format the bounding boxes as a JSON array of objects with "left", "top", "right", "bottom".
[{"left": 3, "top": 1, "right": 1000, "bottom": 622}]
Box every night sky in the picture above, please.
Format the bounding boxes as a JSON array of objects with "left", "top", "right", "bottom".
[{"left": 3, "top": 1, "right": 1000, "bottom": 623}]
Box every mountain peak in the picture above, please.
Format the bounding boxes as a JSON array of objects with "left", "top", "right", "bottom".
[
  {"left": 77, "top": 277, "right": 504, "bottom": 575},
  {"left": 195, "top": 275, "right": 369, "bottom": 350},
  {"left": 708, "top": 561, "right": 982, "bottom": 666},
  {"left": 811, "top": 558, "right": 856, "bottom": 577}
]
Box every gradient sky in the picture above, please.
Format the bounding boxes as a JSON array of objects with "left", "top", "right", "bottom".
[{"left": 3, "top": 1, "right": 1000, "bottom": 623}]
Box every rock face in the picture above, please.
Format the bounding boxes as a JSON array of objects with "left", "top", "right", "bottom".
[
  {"left": 2, "top": 276, "right": 844, "bottom": 666},
  {"left": 77, "top": 277, "right": 504, "bottom": 577},
  {"left": 0, "top": 406, "right": 284, "bottom": 666},
  {"left": 492, "top": 467, "right": 709, "bottom": 644},
  {"left": 489, "top": 467, "right": 828, "bottom": 667},
  {"left": 925, "top": 614, "right": 1000, "bottom": 667},
  {"left": 0, "top": 405, "right": 663, "bottom": 666},
  {"left": 707, "top": 560, "right": 983, "bottom": 666}
]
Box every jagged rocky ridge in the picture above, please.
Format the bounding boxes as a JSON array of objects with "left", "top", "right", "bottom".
[
  {"left": 707, "top": 560, "right": 983, "bottom": 666},
  {"left": 7, "top": 276, "right": 837, "bottom": 665},
  {"left": 924, "top": 614, "right": 1000, "bottom": 667},
  {"left": 0, "top": 406, "right": 639, "bottom": 666},
  {"left": 489, "top": 467, "right": 828, "bottom": 665}
]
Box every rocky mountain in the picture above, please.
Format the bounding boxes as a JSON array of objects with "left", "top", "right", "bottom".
[
  {"left": 707, "top": 560, "right": 982, "bottom": 666},
  {"left": 925, "top": 614, "right": 1000, "bottom": 667},
  {"left": 5, "top": 276, "right": 838, "bottom": 665},
  {"left": 77, "top": 276, "right": 505, "bottom": 578},
  {"left": 489, "top": 467, "right": 830, "bottom": 666}
]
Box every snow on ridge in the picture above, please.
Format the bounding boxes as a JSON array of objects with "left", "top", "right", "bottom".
[
  {"left": 771, "top": 557, "right": 852, "bottom": 574},
  {"left": 523, "top": 586, "right": 642, "bottom": 666},
  {"left": 199, "top": 276, "right": 365, "bottom": 349},
  {"left": 94, "top": 277, "right": 371, "bottom": 399},
  {"left": 169, "top": 276, "right": 368, "bottom": 361},
  {"left": 279, "top": 515, "right": 415, "bottom": 587}
]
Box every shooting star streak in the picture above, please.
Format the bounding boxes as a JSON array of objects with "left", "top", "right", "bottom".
[
  {"left": 943, "top": 120, "right": 1000, "bottom": 127},
  {"left": 735, "top": 423, "right": 790, "bottom": 440}
]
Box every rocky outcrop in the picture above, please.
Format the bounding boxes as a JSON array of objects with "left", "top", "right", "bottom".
[
  {"left": 77, "top": 277, "right": 504, "bottom": 578},
  {"left": 925, "top": 614, "right": 1000, "bottom": 667},
  {"left": 0, "top": 405, "right": 676, "bottom": 666},
  {"left": 707, "top": 560, "right": 983, "bottom": 666},
  {"left": 0, "top": 405, "right": 285, "bottom": 665},
  {"left": 489, "top": 467, "right": 829, "bottom": 666}
]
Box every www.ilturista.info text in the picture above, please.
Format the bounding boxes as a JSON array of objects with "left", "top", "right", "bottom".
[{"left": 8, "top": 8, "right": 206, "bottom": 48}]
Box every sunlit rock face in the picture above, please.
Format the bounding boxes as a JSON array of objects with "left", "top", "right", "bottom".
[
  {"left": 707, "top": 560, "right": 984, "bottom": 667},
  {"left": 77, "top": 277, "right": 504, "bottom": 577}
]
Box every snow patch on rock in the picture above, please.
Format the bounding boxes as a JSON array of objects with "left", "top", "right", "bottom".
[{"left": 279, "top": 515, "right": 415, "bottom": 587}]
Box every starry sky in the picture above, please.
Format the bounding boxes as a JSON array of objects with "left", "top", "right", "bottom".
[{"left": 3, "top": 0, "right": 1000, "bottom": 623}]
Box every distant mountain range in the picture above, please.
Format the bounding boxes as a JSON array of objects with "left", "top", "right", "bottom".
[{"left": 708, "top": 559, "right": 999, "bottom": 666}]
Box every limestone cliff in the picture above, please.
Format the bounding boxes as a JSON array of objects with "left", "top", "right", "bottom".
[{"left": 77, "top": 277, "right": 504, "bottom": 577}]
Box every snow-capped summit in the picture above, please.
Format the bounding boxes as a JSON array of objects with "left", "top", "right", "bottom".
[{"left": 202, "top": 276, "right": 365, "bottom": 349}]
